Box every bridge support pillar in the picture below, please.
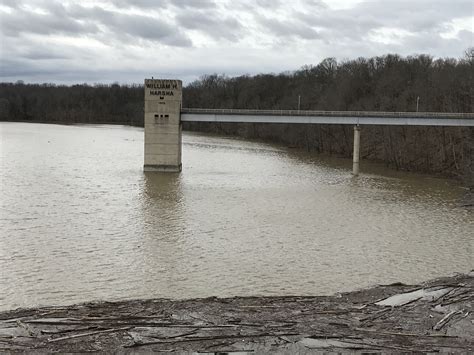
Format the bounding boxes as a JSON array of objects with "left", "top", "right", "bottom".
[
  {"left": 352, "top": 125, "right": 361, "bottom": 175},
  {"left": 144, "top": 79, "right": 182, "bottom": 172}
]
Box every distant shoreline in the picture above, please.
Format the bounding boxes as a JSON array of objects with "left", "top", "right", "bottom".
[{"left": 0, "top": 119, "right": 136, "bottom": 126}]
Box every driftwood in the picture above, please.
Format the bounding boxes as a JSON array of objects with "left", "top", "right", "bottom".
[
  {"left": 41, "top": 326, "right": 99, "bottom": 335},
  {"left": 355, "top": 327, "right": 458, "bottom": 338},
  {"left": 433, "top": 310, "right": 465, "bottom": 331},
  {"left": 0, "top": 273, "right": 472, "bottom": 353},
  {"left": 126, "top": 332, "right": 300, "bottom": 348},
  {"left": 48, "top": 326, "right": 132, "bottom": 342}
]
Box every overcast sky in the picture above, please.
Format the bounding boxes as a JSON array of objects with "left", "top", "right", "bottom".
[{"left": 0, "top": 0, "right": 472, "bottom": 84}]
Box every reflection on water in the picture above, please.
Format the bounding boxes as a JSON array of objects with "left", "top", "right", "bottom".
[{"left": 0, "top": 122, "right": 472, "bottom": 311}]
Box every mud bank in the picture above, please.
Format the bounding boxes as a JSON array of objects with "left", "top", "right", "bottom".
[{"left": 1, "top": 273, "right": 472, "bottom": 353}]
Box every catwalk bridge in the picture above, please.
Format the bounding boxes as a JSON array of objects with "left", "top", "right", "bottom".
[
  {"left": 181, "top": 108, "right": 474, "bottom": 127},
  {"left": 143, "top": 79, "right": 474, "bottom": 174}
]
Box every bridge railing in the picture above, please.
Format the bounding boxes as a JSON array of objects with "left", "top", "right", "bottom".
[{"left": 181, "top": 108, "right": 474, "bottom": 119}]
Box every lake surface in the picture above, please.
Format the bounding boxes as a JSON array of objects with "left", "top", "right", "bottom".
[{"left": 0, "top": 122, "right": 472, "bottom": 311}]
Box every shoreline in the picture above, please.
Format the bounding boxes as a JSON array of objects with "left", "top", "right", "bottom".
[{"left": 1, "top": 273, "right": 472, "bottom": 353}]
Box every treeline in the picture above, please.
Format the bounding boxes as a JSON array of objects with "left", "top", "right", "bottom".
[
  {"left": 184, "top": 53, "right": 473, "bottom": 113},
  {"left": 0, "top": 82, "right": 144, "bottom": 125},
  {"left": 1, "top": 52, "right": 472, "bottom": 126}
]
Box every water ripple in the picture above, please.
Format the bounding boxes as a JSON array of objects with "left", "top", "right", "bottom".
[{"left": 0, "top": 123, "right": 472, "bottom": 311}]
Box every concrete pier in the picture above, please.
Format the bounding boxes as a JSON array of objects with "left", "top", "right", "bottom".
[
  {"left": 352, "top": 125, "right": 361, "bottom": 175},
  {"left": 143, "top": 79, "right": 182, "bottom": 172}
]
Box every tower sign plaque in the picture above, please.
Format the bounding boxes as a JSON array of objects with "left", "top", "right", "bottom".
[{"left": 144, "top": 79, "right": 182, "bottom": 172}]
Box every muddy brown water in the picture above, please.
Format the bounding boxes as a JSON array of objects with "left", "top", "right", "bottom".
[{"left": 0, "top": 122, "right": 472, "bottom": 311}]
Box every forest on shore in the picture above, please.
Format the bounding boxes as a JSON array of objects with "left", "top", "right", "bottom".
[
  {"left": 0, "top": 52, "right": 472, "bottom": 182},
  {"left": 1, "top": 52, "right": 472, "bottom": 124}
]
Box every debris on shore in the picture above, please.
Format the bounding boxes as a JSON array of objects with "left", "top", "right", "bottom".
[
  {"left": 1, "top": 273, "right": 472, "bottom": 353},
  {"left": 460, "top": 186, "right": 474, "bottom": 208}
]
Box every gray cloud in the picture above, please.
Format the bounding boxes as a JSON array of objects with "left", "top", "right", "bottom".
[
  {"left": 302, "top": 0, "right": 327, "bottom": 8},
  {"left": 263, "top": 0, "right": 474, "bottom": 48},
  {"left": 352, "top": 0, "right": 472, "bottom": 29},
  {"left": 0, "top": 59, "right": 39, "bottom": 78},
  {"left": 297, "top": 0, "right": 472, "bottom": 37},
  {"left": 258, "top": 17, "right": 320, "bottom": 40},
  {"left": 296, "top": 11, "right": 380, "bottom": 43},
  {"left": 168, "top": 0, "right": 216, "bottom": 9},
  {"left": 0, "top": 0, "right": 472, "bottom": 84},
  {"left": 0, "top": 3, "right": 99, "bottom": 37},
  {"left": 110, "top": 0, "right": 168, "bottom": 8},
  {"left": 110, "top": 0, "right": 216, "bottom": 9},
  {"left": 1, "top": 2, "right": 192, "bottom": 47},
  {"left": 255, "top": 0, "right": 283, "bottom": 7},
  {"left": 92, "top": 8, "right": 192, "bottom": 46},
  {"left": 175, "top": 11, "right": 244, "bottom": 41},
  {"left": 21, "top": 49, "right": 70, "bottom": 61},
  {"left": 1, "top": 0, "right": 21, "bottom": 8}
]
